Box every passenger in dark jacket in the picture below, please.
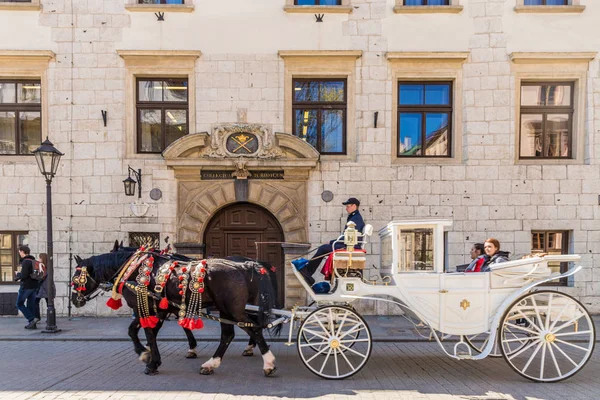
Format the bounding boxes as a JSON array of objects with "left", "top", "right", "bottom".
[
  {"left": 15, "top": 245, "right": 40, "bottom": 329},
  {"left": 481, "top": 238, "right": 510, "bottom": 272},
  {"left": 300, "top": 198, "right": 365, "bottom": 286}
]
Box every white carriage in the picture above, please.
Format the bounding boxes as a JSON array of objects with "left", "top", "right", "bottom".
[{"left": 281, "top": 219, "right": 595, "bottom": 382}]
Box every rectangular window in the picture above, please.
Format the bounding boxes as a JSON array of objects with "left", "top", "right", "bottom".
[
  {"left": 138, "top": 0, "right": 185, "bottom": 4},
  {"left": 397, "top": 82, "right": 452, "bottom": 157},
  {"left": 403, "top": 0, "right": 450, "bottom": 5},
  {"left": 519, "top": 82, "right": 573, "bottom": 159},
  {"left": 292, "top": 78, "right": 346, "bottom": 155},
  {"left": 0, "top": 80, "right": 41, "bottom": 155},
  {"left": 398, "top": 228, "right": 434, "bottom": 272},
  {"left": 531, "top": 230, "right": 569, "bottom": 286},
  {"left": 129, "top": 232, "right": 160, "bottom": 249},
  {"left": 294, "top": 0, "right": 341, "bottom": 5},
  {"left": 136, "top": 78, "right": 188, "bottom": 153},
  {"left": 524, "top": 0, "right": 568, "bottom": 5},
  {"left": 0, "top": 232, "right": 28, "bottom": 284}
]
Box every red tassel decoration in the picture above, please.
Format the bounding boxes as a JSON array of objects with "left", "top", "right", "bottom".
[
  {"left": 159, "top": 297, "right": 169, "bottom": 310},
  {"left": 106, "top": 297, "right": 122, "bottom": 310},
  {"left": 194, "top": 318, "right": 204, "bottom": 330},
  {"left": 139, "top": 316, "right": 160, "bottom": 329},
  {"left": 147, "top": 315, "right": 159, "bottom": 328}
]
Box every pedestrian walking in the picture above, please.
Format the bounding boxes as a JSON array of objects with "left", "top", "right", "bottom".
[{"left": 14, "top": 245, "right": 40, "bottom": 329}]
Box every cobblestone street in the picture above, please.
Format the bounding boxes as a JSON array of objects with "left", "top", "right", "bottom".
[{"left": 1, "top": 341, "right": 598, "bottom": 400}]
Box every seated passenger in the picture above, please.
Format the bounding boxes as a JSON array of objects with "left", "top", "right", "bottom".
[
  {"left": 480, "top": 238, "right": 510, "bottom": 272},
  {"left": 463, "top": 243, "right": 487, "bottom": 273}
]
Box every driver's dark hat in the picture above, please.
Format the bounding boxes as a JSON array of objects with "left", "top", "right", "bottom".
[{"left": 342, "top": 197, "right": 360, "bottom": 207}]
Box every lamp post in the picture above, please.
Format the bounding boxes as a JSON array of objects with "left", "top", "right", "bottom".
[
  {"left": 32, "top": 138, "right": 63, "bottom": 334},
  {"left": 123, "top": 166, "right": 142, "bottom": 199}
]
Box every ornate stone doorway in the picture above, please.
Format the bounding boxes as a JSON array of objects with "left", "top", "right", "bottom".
[
  {"left": 164, "top": 123, "right": 319, "bottom": 306},
  {"left": 204, "top": 202, "right": 285, "bottom": 306}
]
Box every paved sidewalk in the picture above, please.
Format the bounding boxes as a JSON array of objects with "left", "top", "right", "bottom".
[
  {"left": 0, "top": 314, "right": 428, "bottom": 342},
  {"left": 1, "top": 314, "right": 599, "bottom": 342}
]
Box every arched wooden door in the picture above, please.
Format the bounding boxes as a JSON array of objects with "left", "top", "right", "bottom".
[{"left": 204, "top": 202, "right": 285, "bottom": 306}]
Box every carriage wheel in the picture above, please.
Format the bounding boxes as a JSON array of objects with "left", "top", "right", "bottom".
[
  {"left": 297, "top": 305, "right": 372, "bottom": 379},
  {"left": 301, "top": 306, "right": 360, "bottom": 353},
  {"left": 500, "top": 290, "right": 595, "bottom": 382}
]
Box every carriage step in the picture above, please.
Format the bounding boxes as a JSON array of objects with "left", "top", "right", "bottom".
[{"left": 456, "top": 354, "right": 474, "bottom": 360}]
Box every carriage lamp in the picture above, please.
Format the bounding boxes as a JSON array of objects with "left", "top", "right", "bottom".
[
  {"left": 123, "top": 166, "right": 142, "bottom": 199},
  {"left": 33, "top": 137, "right": 64, "bottom": 334},
  {"left": 344, "top": 221, "right": 359, "bottom": 250}
]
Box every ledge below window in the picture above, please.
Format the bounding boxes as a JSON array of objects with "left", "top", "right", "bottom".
[
  {"left": 0, "top": 155, "right": 36, "bottom": 163},
  {"left": 516, "top": 158, "right": 583, "bottom": 166},
  {"left": 392, "top": 157, "right": 462, "bottom": 166},
  {"left": 0, "top": 1, "right": 41, "bottom": 11},
  {"left": 514, "top": 5, "right": 585, "bottom": 13},
  {"left": 283, "top": 5, "right": 353, "bottom": 14},
  {"left": 125, "top": 4, "right": 194, "bottom": 13},
  {"left": 393, "top": 5, "right": 463, "bottom": 14}
]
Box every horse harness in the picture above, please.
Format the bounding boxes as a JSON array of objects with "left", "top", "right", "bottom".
[{"left": 79, "top": 251, "right": 262, "bottom": 329}]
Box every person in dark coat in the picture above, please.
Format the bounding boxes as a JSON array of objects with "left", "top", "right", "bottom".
[
  {"left": 481, "top": 238, "right": 510, "bottom": 272},
  {"left": 299, "top": 198, "right": 365, "bottom": 286},
  {"left": 14, "top": 245, "right": 40, "bottom": 329},
  {"left": 35, "top": 253, "right": 53, "bottom": 323}
]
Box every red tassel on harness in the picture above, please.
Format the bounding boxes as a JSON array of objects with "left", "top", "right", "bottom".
[
  {"left": 194, "top": 318, "right": 204, "bottom": 330},
  {"left": 159, "top": 297, "right": 169, "bottom": 310},
  {"left": 106, "top": 297, "right": 122, "bottom": 310},
  {"left": 140, "top": 316, "right": 159, "bottom": 329}
]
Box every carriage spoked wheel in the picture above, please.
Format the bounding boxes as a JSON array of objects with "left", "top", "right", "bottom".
[
  {"left": 500, "top": 290, "right": 595, "bottom": 382},
  {"left": 301, "top": 306, "right": 360, "bottom": 353},
  {"left": 297, "top": 305, "right": 372, "bottom": 379}
]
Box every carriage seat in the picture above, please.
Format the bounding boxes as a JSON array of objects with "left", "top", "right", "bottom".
[{"left": 321, "top": 224, "right": 373, "bottom": 282}]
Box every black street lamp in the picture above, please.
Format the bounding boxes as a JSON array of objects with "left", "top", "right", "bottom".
[
  {"left": 32, "top": 138, "right": 63, "bottom": 334},
  {"left": 123, "top": 166, "right": 142, "bottom": 198}
]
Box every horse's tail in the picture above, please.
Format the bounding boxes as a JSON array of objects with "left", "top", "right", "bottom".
[{"left": 257, "top": 262, "right": 282, "bottom": 337}]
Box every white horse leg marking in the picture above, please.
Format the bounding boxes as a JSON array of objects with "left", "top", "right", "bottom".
[
  {"left": 262, "top": 350, "right": 276, "bottom": 370},
  {"left": 139, "top": 350, "right": 151, "bottom": 364},
  {"left": 201, "top": 357, "right": 222, "bottom": 370},
  {"left": 186, "top": 348, "right": 197, "bottom": 358}
]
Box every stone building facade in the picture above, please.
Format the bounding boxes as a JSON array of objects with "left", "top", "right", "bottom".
[{"left": 0, "top": 0, "right": 599, "bottom": 316}]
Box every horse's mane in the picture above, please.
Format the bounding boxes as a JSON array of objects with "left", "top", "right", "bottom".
[{"left": 84, "top": 251, "right": 136, "bottom": 282}]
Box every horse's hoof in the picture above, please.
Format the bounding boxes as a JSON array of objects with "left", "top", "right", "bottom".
[
  {"left": 264, "top": 367, "right": 277, "bottom": 377},
  {"left": 186, "top": 351, "right": 197, "bottom": 359},
  {"left": 144, "top": 367, "right": 159, "bottom": 376},
  {"left": 242, "top": 349, "right": 254, "bottom": 357},
  {"left": 199, "top": 367, "right": 214, "bottom": 375}
]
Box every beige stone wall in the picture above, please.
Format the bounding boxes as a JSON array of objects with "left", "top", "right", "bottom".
[{"left": 0, "top": 0, "right": 599, "bottom": 316}]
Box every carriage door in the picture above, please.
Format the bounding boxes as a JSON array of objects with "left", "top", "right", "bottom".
[
  {"left": 438, "top": 273, "right": 490, "bottom": 335},
  {"left": 204, "top": 203, "right": 285, "bottom": 306}
]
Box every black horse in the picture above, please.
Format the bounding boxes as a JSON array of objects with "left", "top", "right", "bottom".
[
  {"left": 71, "top": 248, "right": 279, "bottom": 376},
  {"left": 103, "top": 242, "right": 279, "bottom": 358}
]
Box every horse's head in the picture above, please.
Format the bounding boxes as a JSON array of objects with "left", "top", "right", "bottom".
[
  {"left": 71, "top": 254, "right": 99, "bottom": 308},
  {"left": 71, "top": 249, "right": 136, "bottom": 308}
]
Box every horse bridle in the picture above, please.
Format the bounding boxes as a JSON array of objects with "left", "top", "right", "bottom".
[
  {"left": 72, "top": 266, "right": 106, "bottom": 303},
  {"left": 72, "top": 252, "right": 142, "bottom": 303}
]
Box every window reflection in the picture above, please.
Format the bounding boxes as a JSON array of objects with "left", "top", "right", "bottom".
[{"left": 292, "top": 79, "right": 346, "bottom": 154}]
